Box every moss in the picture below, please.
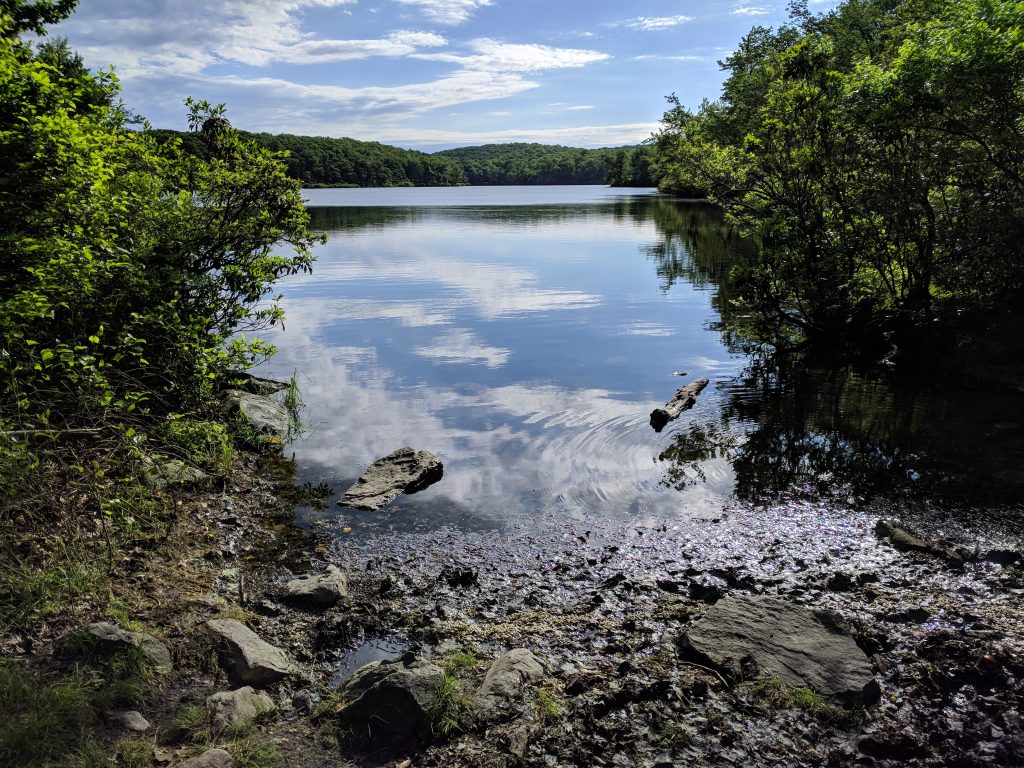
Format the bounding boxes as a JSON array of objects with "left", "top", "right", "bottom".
[
  {"left": 741, "top": 676, "right": 851, "bottom": 722},
  {"left": 534, "top": 682, "right": 565, "bottom": 725},
  {"left": 440, "top": 649, "right": 480, "bottom": 675}
]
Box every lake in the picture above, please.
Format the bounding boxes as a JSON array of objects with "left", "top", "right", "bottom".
[{"left": 259, "top": 186, "right": 1024, "bottom": 541}]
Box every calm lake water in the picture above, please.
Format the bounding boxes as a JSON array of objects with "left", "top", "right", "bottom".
[{"left": 259, "top": 186, "right": 1024, "bottom": 538}]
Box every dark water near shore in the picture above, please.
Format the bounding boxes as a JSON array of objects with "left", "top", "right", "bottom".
[{"left": 259, "top": 186, "right": 1024, "bottom": 540}]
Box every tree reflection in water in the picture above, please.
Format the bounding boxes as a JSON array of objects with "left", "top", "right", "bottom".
[{"left": 644, "top": 198, "right": 1024, "bottom": 505}]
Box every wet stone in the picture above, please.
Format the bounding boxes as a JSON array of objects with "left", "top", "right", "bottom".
[
  {"left": 107, "top": 710, "right": 150, "bottom": 732},
  {"left": 473, "top": 648, "right": 546, "bottom": 722},
  {"left": 334, "top": 653, "right": 445, "bottom": 743},
  {"left": 206, "top": 618, "right": 295, "bottom": 686},
  {"left": 282, "top": 565, "right": 348, "bottom": 608},
  {"left": 339, "top": 447, "right": 444, "bottom": 510},
  {"left": 180, "top": 748, "right": 235, "bottom": 768},
  {"left": 679, "top": 596, "right": 881, "bottom": 705}
]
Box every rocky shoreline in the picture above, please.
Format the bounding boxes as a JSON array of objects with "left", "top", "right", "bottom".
[
  {"left": 7, "top": 432, "right": 1021, "bottom": 768},
  {"left": 2, "top": 376, "right": 1021, "bottom": 768}
]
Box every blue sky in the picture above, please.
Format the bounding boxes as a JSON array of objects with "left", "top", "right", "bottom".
[{"left": 52, "top": 0, "right": 837, "bottom": 150}]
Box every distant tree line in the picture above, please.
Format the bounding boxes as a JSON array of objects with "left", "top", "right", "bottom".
[
  {"left": 150, "top": 132, "right": 660, "bottom": 187},
  {"left": 436, "top": 143, "right": 658, "bottom": 186}
]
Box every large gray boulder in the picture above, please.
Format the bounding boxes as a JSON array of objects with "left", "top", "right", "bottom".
[
  {"left": 222, "top": 390, "right": 289, "bottom": 440},
  {"left": 282, "top": 565, "right": 348, "bottom": 608},
  {"left": 335, "top": 653, "right": 446, "bottom": 742},
  {"left": 206, "top": 619, "right": 295, "bottom": 686},
  {"left": 338, "top": 447, "right": 443, "bottom": 510},
  {"left": 180, "top": 748, "right": 235, "bottom": 768},
  {"left": 85, "top": 622, "right": 172, "bottom": 673},
  {"left": 679, "top": 597, "right": 880, "bottom": 705},
  {"left": 207, "top": 687, "right": 276, "bottom": 731},
  {"left": 473, "top": 649, "right": 546, "bottom": 722}
]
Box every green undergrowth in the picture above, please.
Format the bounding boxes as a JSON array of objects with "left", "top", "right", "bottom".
[
  {"left": 171, "top": 697, "right": 281, "bottom": 767},
  {"left": 161, "top": 417, "right": 233, "bottom": 473},
  {"left": 0, "top": 644, "right": 161, "bottom": 768},
  {"left": 428, "top": 673, "right": 474, "bottom": 738}
]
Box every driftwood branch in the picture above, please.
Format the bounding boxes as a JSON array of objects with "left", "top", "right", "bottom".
[{"left": 650, "top": 378, "right": 709, "bottom": 432}]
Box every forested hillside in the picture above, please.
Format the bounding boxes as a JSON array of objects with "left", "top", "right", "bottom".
[
  {"left": 151, "top": 131, "right": 659, "bottom": 187},
  {"left": 150, "top": 129, "right": 468, "bottom": 187},
  {"left": 651, "top": 0, "right": 1024, "bottom": 355},
  {"left": 436, "top": 142, "right": 657, "bottom": 186}
]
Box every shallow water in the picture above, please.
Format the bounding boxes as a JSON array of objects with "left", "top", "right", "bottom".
[{"left": 258, "top": 186, "right": 1024, "bottom": 540}]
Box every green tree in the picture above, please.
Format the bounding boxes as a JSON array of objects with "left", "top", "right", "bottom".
[
  {"left": 0, "top": 6, "right": 318, "bottom": 431},
  {"left": 652, "top": 0, "right": 1024, "bottom": 353}
]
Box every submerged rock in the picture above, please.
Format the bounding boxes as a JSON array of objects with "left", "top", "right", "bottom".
[
  {"left": 338, "top": 447, "right": 444, "bottom": 510},
  {"left": 206, "top": 618, "right": 295, "bottom": 686},
  {"left": 334, "top": 653, "right": 446, "bottom": 743},
  {"left": 875, "top": 520, "right": 967, "bottom": 565},
  {"left": 650, "top": 378, "right": 709, "bottom": 432},
  {"left": 678, "top": 596, "right": 880, "bottom": 705},
  {"left": 282, "top": 565, "right": 348, "bottom": 608},
  {"left": 84, "top": 622, "right": 172, "bottom": 674},
  {"left": 473, "top": 648, "right": 546, "bottom": 722},
  {"left": 207, "top": 686, "right": 276, "bottom": 731}
]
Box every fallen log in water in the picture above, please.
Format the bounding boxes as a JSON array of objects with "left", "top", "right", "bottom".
[{"left": 650, "top": 378, "right": 709, "bottom": 432}]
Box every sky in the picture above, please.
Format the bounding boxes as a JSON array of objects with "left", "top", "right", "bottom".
[{"left": 51, "top": 0, "right": 837, "bottom": 151}]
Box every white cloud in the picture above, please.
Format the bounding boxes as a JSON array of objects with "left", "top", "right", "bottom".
[
  {"left": 394, "top": 0, "right": 493, "bottom": 25},
  {"left": 414, "top": 38, "right": 609, "bottom": 74},
  {"left": 360, "top": 122, "right": 660, "bottom": 148},
  {"left": 732, "top": 5, "right": 773, "bottom": 15},
  {"left": 277, "top": 31, "right": 448, "bottom": 64},
  {"left": 633, "top": 54, "right": 707, "bottom": 62},
  {"left": 566, "top": 105, "right": 593, "bottom": 111},
  {"left": 623, "top": 15, "right": 693, "bottom": 31},
  {"left": 414, "top": 330, "right": 510, "bottom": 368},
  {"left": 55, "top": 0, "right": 361, "bottom": 71}
]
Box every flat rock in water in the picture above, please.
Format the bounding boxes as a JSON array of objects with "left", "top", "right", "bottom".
[
  {"left": 473, "top": 649, "right": 546, "bottom": 722},
  {"left": 339, "top": 447, "right": 443, "bottom": 510},
  {"left": 679, "top": 596, "right": 880, "bottom": 705},
  {"left": 335, "top": 653, "right": 446, "bottom": 742},
  {"left": 283, "top": 565, "right": 348, "bottom": 608},
  {"left": 206, "top": 619, "right": 295, "bottom": 686}
]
